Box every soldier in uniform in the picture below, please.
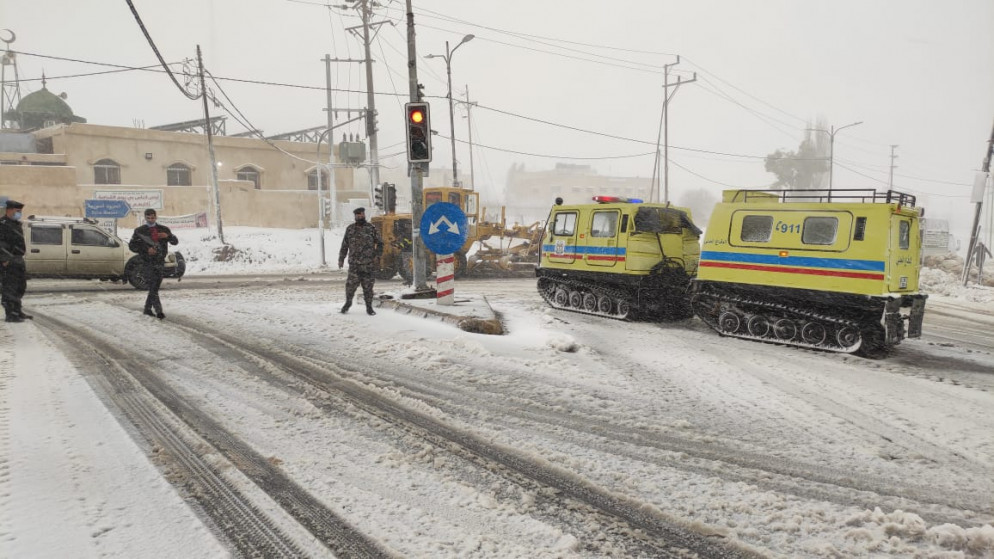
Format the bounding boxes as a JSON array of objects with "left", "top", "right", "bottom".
[
  {"left": 128, "top": 208, "right": 178, "bottom": 319},
  {"left": 338, "top": 207, "right": 384, "bottom": 315},
  {"left": 0, "top": 200, "right": 30, "bottom": 323}
]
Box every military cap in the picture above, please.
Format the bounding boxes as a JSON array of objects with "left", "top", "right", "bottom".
[
  {"left": 353, "top": 207, "right": 366, "bottom": 214},
  {"left": 144, "top": 208, "right": 157, "bottom": 216},
  {"left": 5, "top": 200, "right": 24, "bottom": 209}
]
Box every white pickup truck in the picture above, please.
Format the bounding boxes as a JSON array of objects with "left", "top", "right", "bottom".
[{"left": 23, "top": 216, "right": 185, "bottom": 289}]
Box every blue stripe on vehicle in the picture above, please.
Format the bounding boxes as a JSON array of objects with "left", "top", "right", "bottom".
[
  {"left": 542, "top": 244, "right": 627, "bottom": 255},
  {"left": 700, "top": 250, "right": 885, "bottom": 271}
]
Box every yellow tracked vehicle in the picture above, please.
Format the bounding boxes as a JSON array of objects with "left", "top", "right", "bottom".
[
  {"left": 690, "top": 189, "right": 927, "bottom": 357},
  {"left": 536, "top": 196, "right": 702, "bottom": 320}
]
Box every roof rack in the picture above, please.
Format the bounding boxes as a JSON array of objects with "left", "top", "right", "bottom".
[
  {"left": 731, "top": 189, "right": 916, "bottom": 207},
  {"left": 26, "top": 215, "right": 100, "bottom": 225}
]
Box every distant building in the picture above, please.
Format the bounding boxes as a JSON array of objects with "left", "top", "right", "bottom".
[
  {"left": 504, "top": 163, "right": 653, "bottom": 224},
  {"left": 921, "top": 218, "right": 960, "bottom": 255}
]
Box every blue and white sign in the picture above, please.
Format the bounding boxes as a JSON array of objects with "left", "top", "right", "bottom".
[
  {"left": 84, "top": 199, "right": 132, "bottom": 219},
  {"left": 419, "top": 202, "right": 468, "bottom": 255}
]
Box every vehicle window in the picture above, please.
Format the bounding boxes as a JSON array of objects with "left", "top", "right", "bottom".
[
  {"left": 425, "top": 191, "right": 442, "bottom": 206},
  {"left": 633, "top": 208, "right": 676, "bottom": 234},
  {"left": 620, "top": 214, "right": 629, "bottom": 233},
  {"left": 899, "top": 220, "right": 910, "bottom": 249},
  {"left": 71, "top": 227, "right": 112, "bottom": 247},
  {"left": 31, "top": 226, "right": 62, "bottom": 245},
  {"left": 741, "top": 215, "right": 773, "bottom": 242},
  {"left": 802, "top": 217, "right": 838, "bottom": 245},
  {"left": 448, "top": 192, "right": 461, "bottom": 206},
  {"left": 854, "top": 217, "right": 867, "bottom": 241},
  {"left": 590, "top": 211, "right": 618, "bottom": 238},
  {"left": 552, "top": 212, "right": 577, "bottom": 236}
]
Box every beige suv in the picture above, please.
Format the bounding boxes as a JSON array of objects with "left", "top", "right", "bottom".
[{"left": 24, "top": 216, "right": 185, "bottom": 289}]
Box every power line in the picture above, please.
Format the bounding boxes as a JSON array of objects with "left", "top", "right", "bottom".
[{"left": 122, "top": 0, "right": 199, "bottom": 100}]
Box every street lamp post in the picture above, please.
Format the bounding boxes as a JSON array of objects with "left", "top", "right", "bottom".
[
  {"left": 426, "top": 34, "right": 473, "bottom": 188},
  {"left": 808, "top": 121, "right": 863, "bottom": 198}
]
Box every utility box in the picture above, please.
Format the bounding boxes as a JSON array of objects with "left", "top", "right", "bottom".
[{"left": 338, "top": 141, "right": 367, "bottom": 166}]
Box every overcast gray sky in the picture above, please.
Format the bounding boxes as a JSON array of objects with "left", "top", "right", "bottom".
[{"left": 3, "top": 0, "right": 993, "bottom": 236}]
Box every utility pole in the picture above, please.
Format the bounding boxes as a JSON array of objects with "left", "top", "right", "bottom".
[
  {"left": 197, "top": 45, "right": 224, "bottom": 244},
  {"left": 346, "top": 0, "right": 385, "bottom": 205},
  {"left": 962, "top": 117, "right": 994, "bottom": 285},
  {"left": 406, "top": 0, "right": 428, "bottom": 291},
  {"left": 888, "top": 144, "right": 899, "bottom": 189},
  {"left": 649, "top": 57, "right": 695, "bottom": 203},
  {"left": 462, "top": 85, "right": 477, "bottom": 191}
]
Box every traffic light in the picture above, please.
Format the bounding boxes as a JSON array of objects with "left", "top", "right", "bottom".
[
  {"left": 385, "top": 183, "right": 397, "bottom": 213},
  {"left": 405, "top": 102, "right": 431, "bottom": 163},
  {"left": 374, "top": 184, "right": 384, "bottom": 209}
]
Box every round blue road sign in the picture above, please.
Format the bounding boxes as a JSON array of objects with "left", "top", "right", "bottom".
[{"left": 420, "top": 202, "right": 468, "bottom": 254}]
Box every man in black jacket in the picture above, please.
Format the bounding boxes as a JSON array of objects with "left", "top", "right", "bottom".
[
  {"left": 0, "top": 199, "right": 29, "bottom": 323},
  {"left": 128, "top": 208, "right": 178, "bottom": 319}
]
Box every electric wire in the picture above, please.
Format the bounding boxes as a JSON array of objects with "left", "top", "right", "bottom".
[{"left": 122, "top": 0, "right": 199, "bottom": 100}]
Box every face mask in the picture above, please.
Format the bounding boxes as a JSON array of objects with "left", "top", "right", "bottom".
[{"left": 13, "top": 211, "right": 22, "bottom": 220}]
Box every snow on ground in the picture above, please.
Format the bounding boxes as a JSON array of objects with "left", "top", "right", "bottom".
[{"left": 2, "top": 226, "right": 993, "bottom": 558}]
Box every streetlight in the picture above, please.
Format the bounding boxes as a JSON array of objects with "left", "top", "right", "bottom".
[
  {"left": 807, "top": 121, "right": 863, "bottom": 194},
  {"left": 425, "top": 34, "right": 474, "bottom": 188}
]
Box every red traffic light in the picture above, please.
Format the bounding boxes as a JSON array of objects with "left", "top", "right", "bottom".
[{"left": 409, "top": 109, "right": 425, "bottom": 124}]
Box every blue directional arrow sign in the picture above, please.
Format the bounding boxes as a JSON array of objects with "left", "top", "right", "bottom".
[
  {"left": 420, "top": 202, "right": 468, "bottom": 255},
  {"left": 84, "top": 199, "right": 132, "bottom": 219}
]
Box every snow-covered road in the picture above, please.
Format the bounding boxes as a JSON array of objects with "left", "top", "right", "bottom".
[{"left": 3, "top": 274, "right": 993, "bottom": 558}]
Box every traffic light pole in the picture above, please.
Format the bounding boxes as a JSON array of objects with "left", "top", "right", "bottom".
[{"left": 406, "top": 0, "right": 429, "bottom": 291}]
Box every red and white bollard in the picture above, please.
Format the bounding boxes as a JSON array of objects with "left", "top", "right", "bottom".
[{"left": 436, "top": 253, "right": 455, "bottom": 305}]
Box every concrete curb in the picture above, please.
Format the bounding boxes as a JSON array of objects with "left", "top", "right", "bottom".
[{"left": 374, "top": 296, "right": 505, "bottom": 335}]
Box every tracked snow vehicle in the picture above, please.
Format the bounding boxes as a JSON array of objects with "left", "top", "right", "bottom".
[
  {"left": 536, "top": 196, "right": 702, "bottom": 320},
  {"left": 690, "top": 189, "right": 927, "bottom": 357}
]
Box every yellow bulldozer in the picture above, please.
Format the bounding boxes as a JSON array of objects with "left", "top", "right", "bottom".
[{"left": 370, "top": 186, "right": 543, "bottom": 283}]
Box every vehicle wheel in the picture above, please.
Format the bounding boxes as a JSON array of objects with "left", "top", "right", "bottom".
[
  {"left": 374, "top": 258, "right": 398, "bottom": 281},
  {"left": 836, "top": 326, "right": 860, "bottom": 349},
  {"left": 855, "top": 325, "right": 888, "bottom": 359},
  {"left": 718, "top": 311, "right": 741, "bottom": 333},
  {"left": 596, "top": 295, "right": 612, "bottom": 314},
  {"left": 801, "top": 322, "right": 827, "bottom": 345},
  {"left": 615, "top": 299, "right": 631, "bottom": 319},
  {"left": 399, "top": 253, "right": 424, "bottom": 285},
  {"left": 453, "top": 252, "right": 468, "bottom": 279},
  {"left": 172, "top": 251, "right": 186, "bottom": 278},
  {"left": 582, "top": 292, "right": 597, "bottom": 312},
  {"left": 568, "top": 290, "right": 583, "bottom": 308},
  {"left": 553, "top": 288, "right": 569, "bottom": 307},
  {"left": 773, "top": 318, "right": 797, "bottom": 340},
  {"left": 126, "top": 258, "right": 149, "bottom": 290},
  {"left": 746, "top": 315, "right": 771, "bottom": 337}
]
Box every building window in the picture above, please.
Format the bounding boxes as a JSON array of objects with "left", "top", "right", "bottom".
[
  {"left": 307, "top": 169, "right": 330, "bottom": 191},
  {"left": 94, "top": 159, "right": 121, "bottom": 185},
  {"left": 167, "top": 163, "right": 192, "bottom": 186},
  {"left": 236, "top": 165, "right": 261, "bottom": 189}
]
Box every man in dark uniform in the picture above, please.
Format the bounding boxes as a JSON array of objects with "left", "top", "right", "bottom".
[
  {"left": 128, "top": 208, "right": 178, "bottom": 319},
  {"left": 338, "top": 207, "right": 383, "bottom": 315},
  {"left": 0, "top": 199, "right": 29, "bottom": 323}
]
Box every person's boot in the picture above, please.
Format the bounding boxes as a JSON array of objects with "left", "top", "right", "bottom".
[
  {"left": 366, "top": 303, "right": 376, "bottom": 316},
  {"left": 340, "top": 302, "right": 351, "bottom": 314},
  {"left": 5, "top": 313, "right": 23, "bottom": 323},
  {"left": 156, "top": 312, "right": 166, "bottom": 320},
  {"left": 16, "top": 307, "right": 32, "bottom": 319},
  {"left": 143, "top": 308, "right": 155, "bottom": 317}
]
